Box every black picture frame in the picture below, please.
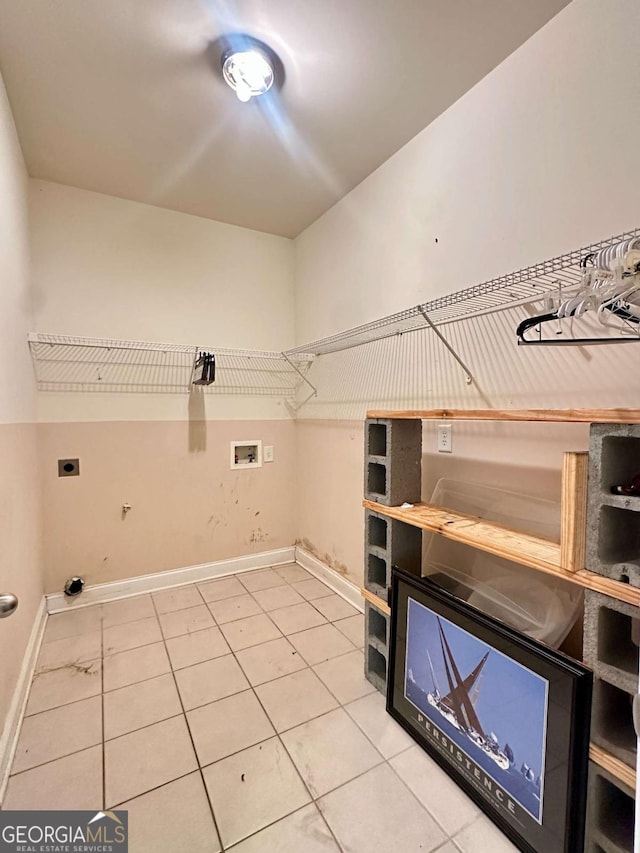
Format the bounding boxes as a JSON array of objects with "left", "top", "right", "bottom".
[{"left": 387, "top": 569, "right": 592, "bottom": 853}]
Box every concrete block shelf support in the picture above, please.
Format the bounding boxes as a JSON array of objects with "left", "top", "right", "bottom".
[
  {"left": 586, "top": 761, "right": 635, "bottom": 853},
  {"left": 364, "top": 600, "right": 389, "bottom": 694},
  {"left": 364, "top": 418, "right": 422, "bottom": 507},
  {"left": 587, "top": 424, "right": 640, "bottom": 586}
]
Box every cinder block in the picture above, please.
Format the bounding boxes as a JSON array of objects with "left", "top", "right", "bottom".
[
  {"left": 364, "top": 601, "right": 389, "bottom": 694},
  {"left": 591, "top": 678, "right": 636, "bottom": 769},
  {"left": 365, "top": 548, "right": 389, "bottom": 597},
  {"left": 364, "top": 509, "right": 422, "bottom": 596},
  {"left": 365, "top": 418, "right": 421, "bottom": 506},
  {"left": 586, "top": 761, "right": 635, "bottom": 853},
  {"left": 587, "top": 424, "right": 640, "bottom": 586},
  {"left": 583, "top": 590, "right": 639, "bottom": 696}
]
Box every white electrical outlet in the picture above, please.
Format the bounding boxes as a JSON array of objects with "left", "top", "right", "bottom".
[
  {"left": 264, "top": 445, "right": 274, "bottom": 463},
  {"left": 437, "top": 424, "right": 452, "bottom": 453}
]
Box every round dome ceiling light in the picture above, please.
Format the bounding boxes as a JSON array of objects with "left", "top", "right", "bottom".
[{"left": 222, "top": 42, "right": 275, "bottom": 103}]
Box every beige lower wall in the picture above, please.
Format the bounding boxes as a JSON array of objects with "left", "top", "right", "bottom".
[
  {"left": 0, "top": 424, "right": 43, "bottom": 733},
  {"left": 39, "top": 419, "right": 296, "bottom": 594},
  {"left": 295, "top": 420, "right": 365, "bottom": 588},
  {"left": 296, "top": 419, "right": 592, "bottom": 590}
]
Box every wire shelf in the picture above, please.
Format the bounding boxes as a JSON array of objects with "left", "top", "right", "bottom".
[
  {"left": 28, "top": 334, "right": 313, "bottom": 395},
  {"left": 285, "top": 227, "right": 640, "bottom": 356}
]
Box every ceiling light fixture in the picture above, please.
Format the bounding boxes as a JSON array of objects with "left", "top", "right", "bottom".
[{"left": 222, "top": 41, "right": 275, "bottom": 103}]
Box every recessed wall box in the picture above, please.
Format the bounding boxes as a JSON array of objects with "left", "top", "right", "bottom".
[
  {"left": 58, "top": 458, "right": 80, "bottom": 477},
  {"left": 230, "top": 440, "right": 262, "bottom": 469}
]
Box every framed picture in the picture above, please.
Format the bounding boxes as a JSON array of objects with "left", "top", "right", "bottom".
[{"left": 387, "top": 569, "right": 592, "bottom": 853}]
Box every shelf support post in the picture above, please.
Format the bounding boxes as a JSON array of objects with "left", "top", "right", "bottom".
[
  {"left": 418, "top": 307, "right": 474, "bottom": 385},
  {"left": 561, "top": 451, "right": 589, "bottom": 572}
]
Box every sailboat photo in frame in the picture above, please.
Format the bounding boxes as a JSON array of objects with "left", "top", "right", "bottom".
[{"left": 387, "top": 569, "right": 592, "bottom": 853}]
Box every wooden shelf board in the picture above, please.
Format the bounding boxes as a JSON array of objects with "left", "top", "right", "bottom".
[
  {"left": 363, "top": 499, "right": 640, "bottom": 607},
  {"left": 364, "top": 499, "right": 561, "bottom": 573},
  {"left": 366, "top": 408, "right": 640, "bottom": 423},
  {"left": 361, "top": 587, "right": 390, "bottom": 616},
  {"left": 590, "top": 743, "right": 636, "bottom": 791}
]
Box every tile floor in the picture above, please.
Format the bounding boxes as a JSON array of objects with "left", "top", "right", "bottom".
[{"left": 3, "top": 563, "right": 517, "bottom": 852}]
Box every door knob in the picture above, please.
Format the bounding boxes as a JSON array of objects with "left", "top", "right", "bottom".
[{"left": 0, "top": 593, "right": 18, "bottom": 618}]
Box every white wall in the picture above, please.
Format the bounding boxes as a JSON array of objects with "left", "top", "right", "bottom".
[
  {"left": 0, "top": 72, "right": 43, "bottom": 759},
  {"left": 30, "top": 180, "right": 296, "bottom": 422},
  {"left": 293, "top": 0, "right": 640, "bottom": 586},
  {"left": 295, "top": 0, "right": 640, "bottom": 342}
]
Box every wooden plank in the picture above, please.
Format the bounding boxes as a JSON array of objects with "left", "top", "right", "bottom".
[
  {"left": 366, "top": 408, "right": 640, "bottom": 423},
  {"left": 363, "top": 499, "right": 562, "bottom": 574},
  {"left": 363, "top": 499, "right": 640, "bottom": 607},
  {"left": 561, "top": 452, "right": 589, "bottom": 572},
  {"left": 361, "top": 587, "right": 390, "bottom": 616},
  {"left": 590, "top": 743, "right": 636, "bottom": 792}
]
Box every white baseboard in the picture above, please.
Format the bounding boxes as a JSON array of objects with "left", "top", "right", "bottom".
[
  {"left": 46, "top": 546, "right": 296, "bottom": 613},
  {"left": 0, "top": 596, "right": 47, "bottom": 805},
  {"left": 294, "top": 547, "right": 363, "bottom": 613}
]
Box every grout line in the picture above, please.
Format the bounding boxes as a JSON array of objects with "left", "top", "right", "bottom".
[
  {"left": 103, "top": 708, "right": 184, "bottom": 744},
  {"left": 107, "top": 767, "right": 198, "bottom": 811},
  {"left": 6, "top": 743, "right": 104, "bottom": 782},
  {"left": 149, "top": 594, "right": 227, "bottom": 851},
  {"left": 100, "top": 609, "right": 105, "bottom": 809}
]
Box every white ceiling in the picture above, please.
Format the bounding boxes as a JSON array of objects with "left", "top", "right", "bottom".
[{"left": 0, "top": 0, "right": 570, "bottom": 238}]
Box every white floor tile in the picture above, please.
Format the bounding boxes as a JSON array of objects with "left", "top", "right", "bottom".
[
  {"left": 207, "top": 593, "right": 262, "bottom": 625},
  {"left": 175, "top": 654, "right": 249, "bottom": 710},
  {"left": 103, "top": 616, "right": 162, "bottom": 656},
  {"left": 103, "top": 673, "right": 182, "bottom": 739},
  {"left": 251, "top": 585, "right": 304, "bottom": 611},
  {"left": 238, "top": 569, "right": 288, "bottom": 592},
  {"left": 159, "top": 604, "right": 215, "bottom": 639},
  {"left": 390, "top": 745, "right": 480, "bottom": 835},
  {"left": 152, "top": 584, "right": 203, "bottom": 614},
  {"left": 334, "top": 613, "right": 365, "bottom": 648},
  {"left": 102, "top": 595, "right": 155, "bottom": 628},
  {"left": 103, "top": 642, "right": 170, "bottom": 692},
  {"left": 43, "top": 606, "right": 102, "bottom": 642},
  {"left": 36, "top": 630, "right": 102, "bottom": 672},
  {"left": 313, "top": 650, "right": 376, "bottom": 704},
  {"left": 188, "top": 689, "right": 275, "bottom": 766},
  {"left": 345, "top": 692, "right": 414, "bottom": 759},
  {"left": 166, "top": 625, "right": 230, "bottom": 670},
  {"left": 274, "top": 564, "right": 313, "bottom": 584},
  {"left": 281, "top": 708, "right": 383, "bottom": 798},
  {"left": 268, "top": 602, "right": 327, "bottom": 635},
  {"left": 288, "top": 623, "right": 355, "bottom": 665},
  {"left": 121, "top": 773, "right": 221, "bottom": 853},
  {"left": 453, "top": 815, "right": 519, "bottom": 852},
  {"left": 198, "top": 576, "right": 247, "bottom": 602},
  {"left": 255, "top": 668, "right": 338, "bottom": 732},
  {"left": 26, "top": 658, "right": 101, "bottom": 716},
  {"left": 3, "top": 746, "right": 103, "bottom": 810},
  {"left": 12, "top": 696, "right": 102, "bottom": 773},
  {"left": 318, "top": 763, "right": 446, "bottom": 853},
  {"left": 292, "top": 579, "right": 334, "bottom": 600},
  {"left": 105, "top": 716, "right": 197, "bottom": 807},
  {"left": 203, "top": 737, "right": 311, "bottom": 848},
  {"left": 312, "top": 594, "right": 360, "bottom": 621},
  {"left": 219, "top": 613, "right": 281, "bottom": 651},
  {"left": 228, "top": 803, "right": 339, "bottom": 853},
  {"left": 235, "top": 637, "right": 307, "bottom": 686}
]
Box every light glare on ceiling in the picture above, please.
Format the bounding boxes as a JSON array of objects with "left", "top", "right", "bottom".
[{"left": 222, "top": 48, "right": 274, "bottom": 103}]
